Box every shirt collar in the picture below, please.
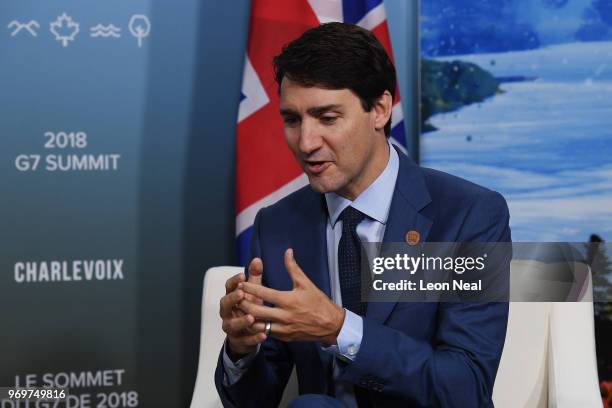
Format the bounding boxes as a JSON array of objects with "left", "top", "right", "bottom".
[{"left": 325, "top": 142, "right": 400, "bottom": 226}]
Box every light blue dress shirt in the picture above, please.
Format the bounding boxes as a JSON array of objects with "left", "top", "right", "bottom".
[{"left": 223, "top": 143, "right": 400, "bottom": 403}]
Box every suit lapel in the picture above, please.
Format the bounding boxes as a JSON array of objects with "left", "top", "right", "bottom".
[
  {"left": 291, "top": 189, "right": 331, "bottom": 298},
  {"left": 290, "top": 188, "right": 335, "bottom": 382},
  {"left": 366, "top": 148, "right": 433, "bottom": 324}
]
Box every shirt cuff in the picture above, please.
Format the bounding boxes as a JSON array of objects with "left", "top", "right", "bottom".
[
  {"left": 322, "top": 309, "right": 363, "bottom": 361},
  {"left": 222, "top": 340, "right": 260, "bottom": 386}
]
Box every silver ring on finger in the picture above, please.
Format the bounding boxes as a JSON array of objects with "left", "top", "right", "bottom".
[{"left": 264, "top": 321, "right": 272, "bottom": 336}]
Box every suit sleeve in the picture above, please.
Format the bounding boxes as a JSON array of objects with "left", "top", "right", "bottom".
[
  {"left": 214, "top": 208, "right": 295, "bottom": 408},
  {"left": 337, "top": 191, "right": 511, "bottom": 407}
]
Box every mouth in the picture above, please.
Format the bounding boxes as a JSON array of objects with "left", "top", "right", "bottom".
[{"left": 304, "top": 160, "right": 332, "bottom": 175}]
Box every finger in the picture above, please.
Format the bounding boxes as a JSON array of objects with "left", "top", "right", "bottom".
[
  {"left": 284, "top": 248, "right": 308, "bottom": 288},
  {"left": 247, "top": 258, "right": 264, "bottom": 286},
  {"left": 246, "top": 321, "right": 288, "bottom": 338},
  {"left": 246, "top": 258, "right": 264, "bottom": 305},
  {"left": 222, "top": 314, "right": 255, "bottom": 335},
  {"left": 225, "top": 273, "right": 246, "bottom": 294},
  {"left": 219, "top": 289, "right": 245, "bottom": 319},
  {"left": 239, "top": 282, "right": 286, "bottom": 306},
  {"left": 238, "top": 299, "right": 289, "bottom": 323},
  {"left": 257, "top": 322, "right": 293, "bottom": 342},
  {"left": 244, "top": 291, "right": 264, "bottom": 306},
  {"left": 248, "top": 321, "right": 266, "bottom": 334},
  {"left": 230, "top": 332, "right": 268, "bottom": 348}
]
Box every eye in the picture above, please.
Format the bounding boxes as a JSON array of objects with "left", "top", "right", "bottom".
[
  {"left": 320, "top": 116, "right": 337, "bottom": 125},
  {"left": 283, "top": 116, "right": 300, "bottom": 126}
]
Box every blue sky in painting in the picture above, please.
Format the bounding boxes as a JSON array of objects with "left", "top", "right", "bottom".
[{"left": 421, "top": 0, "right": 612, "bottom": 56}]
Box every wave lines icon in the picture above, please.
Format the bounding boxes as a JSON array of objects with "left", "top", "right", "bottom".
[{"left": 90, "top": 24, "right": 121, "bottom": 38}]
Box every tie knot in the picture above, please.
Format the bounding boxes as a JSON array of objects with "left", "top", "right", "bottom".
[{"left": 339, "top": 206, "right": 366, "bottom": 230}]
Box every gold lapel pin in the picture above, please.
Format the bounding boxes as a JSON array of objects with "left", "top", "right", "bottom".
[{"left": 405, "top": 230, "right": 420, "bottom": 246}]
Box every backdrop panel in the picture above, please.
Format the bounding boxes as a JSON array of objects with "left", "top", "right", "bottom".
[{"left": 0, "top": 1, "right": 249, "bottom": 406}]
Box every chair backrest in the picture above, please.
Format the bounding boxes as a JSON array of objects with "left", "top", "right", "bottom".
[
  {"left": 190, "top": 266, "right": 242, "bottom": 408},
  {"left": 492, "top": 262, "right": 601, "bottom": 407},
  {"left": 493, "top": 302, "right": 551, "bottom": 407}
]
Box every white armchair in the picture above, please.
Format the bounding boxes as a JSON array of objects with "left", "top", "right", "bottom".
[
  {"left": 191, "top": 265, "right": 602, "bottom": 408},
  {"left": 492, "top": 260, "right": 602, "bottom": 407}
]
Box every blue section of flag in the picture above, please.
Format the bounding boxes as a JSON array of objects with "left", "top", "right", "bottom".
[
  {"left": 240, "top": 91, "right": 246, "bottom": 102},
  {"left": 236, "top": 226, "right": 253, "bottom": 266},
  {"left": 391, "top": 119, "right": 407, "bottom": 148},
  {"left": 342, "top": 0, "right": 383, "bottom": 24}
]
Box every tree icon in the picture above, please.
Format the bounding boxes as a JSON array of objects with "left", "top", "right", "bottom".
[
  {"left": 50, "top": 13, "right": 80, "bottom": 47},
  {"left": 129, "top": 15, "right": 150, "bottom": 48}
]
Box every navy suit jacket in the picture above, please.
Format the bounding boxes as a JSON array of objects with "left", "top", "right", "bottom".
[{"left": 215, "top": 148, "right": 511, "bottom": 407}]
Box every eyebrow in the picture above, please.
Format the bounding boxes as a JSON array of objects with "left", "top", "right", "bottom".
[{"left": 280, "top": 104, "right": 342, "bottom": 117}]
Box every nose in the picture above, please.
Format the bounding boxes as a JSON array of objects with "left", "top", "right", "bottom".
[{"left": 298, "top": 119, "right": 323, "bottom": 155}]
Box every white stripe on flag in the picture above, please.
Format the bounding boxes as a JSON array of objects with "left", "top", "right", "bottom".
[
  {"left": 236, "top": 173, "right": 309, "bottom": 236},
  {"left": 356, "top": 3, "right": 386, "bottom": 31},
  {"left": 307, "top": 0, "right": 343, "bottom": 24},
  {"left": 391, "top": 103, "right": 408, "bottom": 155},
  {"left": 238, "top": 55, "right": 270, "bottom": 123},
  {"left": 390, "top": 136, "right": 408, "bottom": 155},
  {"left": 391, "top": 102, "right": 403, "bottom": 129}
]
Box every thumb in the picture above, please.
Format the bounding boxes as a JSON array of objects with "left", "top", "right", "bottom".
[
  {"left": 247, "top": 257, "right": 263, "bottom": 286},
  {"left": 284, "top": 248, "right": 307, "bottom": 289},
  {"left": 246, "top": 257, "right": 264, "bottom": 305}
]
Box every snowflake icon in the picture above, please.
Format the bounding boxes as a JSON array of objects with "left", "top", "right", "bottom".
[{"left": 50, "top": 13, "right": 80, "bottom": 47}]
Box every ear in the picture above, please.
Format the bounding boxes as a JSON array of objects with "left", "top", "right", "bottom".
[{"left": 372, "top": 90, "right": 393, "bottom": 133}]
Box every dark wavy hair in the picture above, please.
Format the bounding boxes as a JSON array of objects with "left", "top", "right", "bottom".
[{"left": 273, "top": 22, "right": 396, "bottom": 137}]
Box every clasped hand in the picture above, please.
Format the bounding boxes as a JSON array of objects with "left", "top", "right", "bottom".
[{"left": 219, "top": 248, "right": 345, "bottom": 358}]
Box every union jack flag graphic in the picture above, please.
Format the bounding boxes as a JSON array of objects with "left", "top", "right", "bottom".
[{"left": 236, "top": 0, "right": 407, "bottom": 264}]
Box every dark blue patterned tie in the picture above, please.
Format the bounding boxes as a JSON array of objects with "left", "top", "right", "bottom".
[{"left": 338, "top": 206, "right": 367, "bottom": 316}]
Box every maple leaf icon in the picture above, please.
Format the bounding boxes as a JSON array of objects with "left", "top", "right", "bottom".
[{"left": 50, "top": 13, "right": 80, "bottom": 47}]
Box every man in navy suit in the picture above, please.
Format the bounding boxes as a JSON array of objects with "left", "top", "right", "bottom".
[{"left": 215, "top": 23, "right": 510, "bottom": 407}]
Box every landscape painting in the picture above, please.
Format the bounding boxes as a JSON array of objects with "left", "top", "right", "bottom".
[
  {"left": 420, "top": 0, "right": 612, "bottom": 242},
  {"left": 420, "top": 0, "right": 612, "bottom": 396}
]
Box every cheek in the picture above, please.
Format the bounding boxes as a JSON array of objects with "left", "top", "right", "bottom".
[
  {"left": 284, "top": 131, "right": 300, "bottom": 155},
  {"left": 333, "top": 126, "right": 365, "bottom": 164}
]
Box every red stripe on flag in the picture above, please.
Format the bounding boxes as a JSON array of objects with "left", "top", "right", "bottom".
[
  {"left": 236, "top": 0, "right": 320, "bottom": 214},
  {"left": 371, "top": 22, "right": 394, "bottom": 63},
  {"left": 236, "top": 104, "right": 303, "bottom": 213},
  {"left": 371, "top": 22, "right": 401, "bottom": 103}
]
